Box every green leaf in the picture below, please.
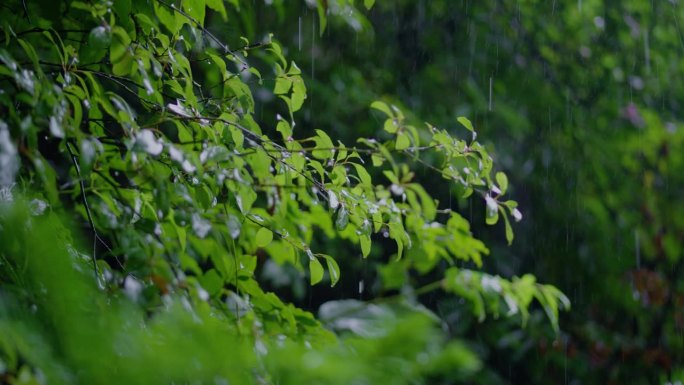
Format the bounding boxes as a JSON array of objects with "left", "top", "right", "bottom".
[
  {"left": 112, "top": 54, "right": 134, "bottom": 76},
  {"left": 199, "top": 269, "right": 223, "bottom": 296},
  {"left": 308, "top": 251, "right": 324, "bottom": 285},
  {"left": 360, "top": 234, "right": 371, "bottom": 258},
  {"left": 370, "top": 100, "right": 393, "bottom": 117},
  {"left": 112, "top": 0, "right": 133, "bottom": 31},
  {"left": 183, "top": 0, "right": 206, "bottom": 26},
  {"left": 17, "top": 39, "right": 40, "bottom": 72},
  {"left": 236, "top": 186, "right": 257, "bottom": 213},
  {"left": 227, "top": 77, "right": 255, "bottom": 113},
  {"left": 256, "top": 227, "right": 273, "bottom": 248},
  {"left": 89, "top": 26, "right": 111, "bottom": 50},
  {"left": 364, "top": 0, "right": 376, "bottom": 9},
  {"left": 291, "top": 78, "right": 307, "bottom": 111},
  {"left": 274, "top": 77, "right": 292, "bottom": 95},
  {"left": 457, "top": 116, "right": 474, "bottom": 132},
  {"left": 409, "top": 184, "right": 437, "bottom": 221},
  {"left": 109, "top": 26, "right": 130, "bottom": 63},
  {"left": 395, "top": 237, "right": 404, "bottom": 260},
  {"left": 276, "top": 119, "right": 292, "bottom": 140},
  {"left": 383, "top": 118, "right": 399, "bottom": 134},
  {"left": 316, "top": 0, "right": 327, "bottom": 35},
  {"left": 154, "top": 1, "right": 178, "bottom": 34},
  {"left": 496, "top": 172, "right": 508, "bottom": 195},
  {"left": 312, "top": 129, "right": 335, "bottom": 159},
  {"left": 353, "top": 163, "right": 372, "bottom": 186},
  {"left": 335, "top": 206, "right": 349, "bottom": 231},
  {"left": 83, "top": 26, "right": 111, "bottom": 62},
  {"left": 321, "top": 254, "right": 340, "bottom": 287},
  {"left": 396, "top": 133, "right": 410, "bottom": 150}
]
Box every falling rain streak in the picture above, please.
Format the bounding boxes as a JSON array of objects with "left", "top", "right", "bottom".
[
  {"left": 311, "top": 14, "right": 315, "bottom": 81},
  {"left": 488, "top": 76, "right": 493, "bottom": 111}
]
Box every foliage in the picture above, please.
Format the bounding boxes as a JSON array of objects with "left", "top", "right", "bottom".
[
  {"left": 0, "top": 0, "right": 569, "bottom": 384},
  {"left": 244, "top": 1, "right": 684, "bottom": 383}
]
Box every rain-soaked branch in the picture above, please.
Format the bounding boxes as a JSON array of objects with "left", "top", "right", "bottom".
[{"left": 173, "top": 114, "right": 331, "bottom": 203}]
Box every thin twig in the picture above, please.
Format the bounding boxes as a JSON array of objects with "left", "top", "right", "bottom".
[
  {"left": 66, "top": 142, "right": 99, "bottom": 278},
  {"left": 21, "top": 0, "right": 31, "bottom": 24}
]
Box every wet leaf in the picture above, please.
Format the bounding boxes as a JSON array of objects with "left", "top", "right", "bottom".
[
  {"left": 496, "top": 172, "right": 508, "bottom": 195},
  {"left": 256, "top": 227, "right": 273, "bottom": 247},
  {"left": 308, "top": 252, "right": 324, "bottom": 285},
  {"left": 360, "top": 234, "right": 371, "bottom": 258},
  {"left": 396, "top": 132, "right": 410, "bottom": 150},
  {"left": 88, "top": 26, "right": 111, "bottom": 51},
  {"left": 457, "top": 116, "right": 474, "bottom": 132},
  {"left": 335, "top": 206, "right": 349, "bottom": 231},
  {"left": 328, "top": 190, "right": 339, "bottom": 210},
  {"left": 370, "top": 101, "right": 393, "bottom": 117},
  {"left": 321, "top": 254, "right": 340, "bottom": 287},
  {"left": 227, "top": 215, "right": 241, "bottom": 239}
]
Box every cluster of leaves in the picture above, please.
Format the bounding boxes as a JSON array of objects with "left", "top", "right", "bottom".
[{"left": 0, "top": 0, "right": 569, "bottom": 383}]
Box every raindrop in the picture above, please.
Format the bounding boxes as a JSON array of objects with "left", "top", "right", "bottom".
[
  {"left": 306, "top": 248, "right": 315, "bottom": 261},
  {"left": 29, "top": 198, "right": 48, "bottom": 216},
  {"left": 168, "top": 145, "right": 184, "bottom": 162},
  {"left": 485, "top": 195, "right": 498, "bottom": 216},
  {"left": 197, "top": 286, "right": 209, "bottom": 301},
  {"left": 0, "top": 185, "right": 13, "bottom": 202},
  {"left": 49, "top": 116, "right": 65, "bottom": 138},
  {"left": 182, "top": 159, "right": 196, "bottom": 173},
  {"left": 143, "top": 78, "right": 154, "bottom": 95},
  {"left": 124, "top": 276, "right": 143, "bottom": 302},
  {"left": 328, "top": 190, "right": 339, "bottom": 210},
  {"left": 629, "top": 76, "right": 644, "bottom": 90},
  {"left": 167, "top": 101, "right": 192, "bottom": 117},
  {"left": 135, "top": 129, "right": 163, "bottom": 156},
  {"left": 192, "top": 213, "right": 212, "bottom": 238},
  {"left": 512, "top": 208, "right": 523, "bottom": 222},
  {"left": 579, "top": 46, "right": 591, "bottom": 58},
  {"left": 390, "top": 184, "right": 404, "bottom": 196},
  {"left": 594, "top": 16, "right": 605, "bottom": 29},
  {"left": 227, "top": 215, "right": 241, "bottom": 239}
]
